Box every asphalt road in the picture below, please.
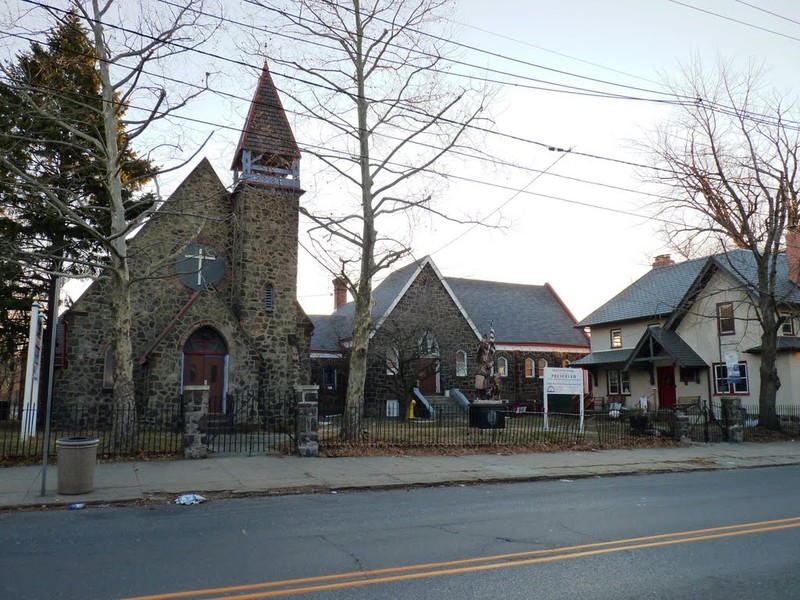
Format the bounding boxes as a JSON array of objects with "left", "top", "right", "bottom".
[{"left": 2, "top": 466, "right": 800, "bottom": 599}]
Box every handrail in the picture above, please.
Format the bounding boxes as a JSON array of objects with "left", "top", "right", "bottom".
[
  {"left": 449, "top": 388, "right": 471, "bottom": 411},
  {"left": 412, "top": 388, "right": 436, "bottom": 419}
]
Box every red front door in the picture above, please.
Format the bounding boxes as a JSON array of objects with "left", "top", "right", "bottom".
[
  {"left": 418, "top": 358, "right": 440, "bottom": 395},
  {"left": 657, "top": 366, "right": 677, "bottom": 409},
  {"left": 183, "top": 354, "right": 225, "bottom": 412}
]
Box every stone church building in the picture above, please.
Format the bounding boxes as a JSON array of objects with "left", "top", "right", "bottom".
[{"left": 54, "top": 65, "right": 312, "bottom": 413}]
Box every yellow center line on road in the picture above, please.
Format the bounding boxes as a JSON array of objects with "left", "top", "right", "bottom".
[{"left": 122, "top": 516, "right": 800, "bottom": 600}]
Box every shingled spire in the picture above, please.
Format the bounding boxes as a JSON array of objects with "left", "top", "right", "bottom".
[{"left": 231, "top": 63, "right": 301, "bottom": 189}]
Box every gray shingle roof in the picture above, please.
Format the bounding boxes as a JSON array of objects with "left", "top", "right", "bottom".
[
  {"left": 577, "top": 249, "right": 800, "bottom": 330},
  {"left": 310, "top": 256, "right": 589, "bottom": 349},
  {"left": 745, "top": 336, "right": 800, "bottom": 354},
  {"left": 713, "top": 249, "right": 800, "bottom": 304},
  {"left": 332, "top": 258, "right": 425, "bottom": 322},
  {"left": 576, "top": 256, "right": 709, "bottom": 328},
  {"left": 624, "top": 326, "right": 707, "bottom": 369},
  {"left": 571, "top": 348, "right": 633, "bottom": 366},
  {"left": 309, "top": 315, "right": 352, "bottom": 352},
  {"left": 443, "top": 277, "right": 589, "bottom": 346},
  {"left": 577, "top": 250, "right": 800, "bottom": 327}
]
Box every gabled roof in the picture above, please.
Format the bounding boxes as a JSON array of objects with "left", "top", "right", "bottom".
[
  {"left": 623, "top": 326, "right": 707, "bottom": 370},
  {"left": 230, "top": 63, "right": 300, "bottom": 173},
  {"left": 444, "top": 278, "right": 589, "bottom": 346},
  {"left": 577, "top": 249, "right": 800, "bottom": 329},
  {"left": 576, "top": 256, "right": 709, "bottom": 328},
  {"left": 320, "top": 256, "right": 482, "bottom": 341},
  {"left": 712, "top": 249, "right": 800, "bottom": 305},
  {"left": 310, "top": 255, "right": 590, "bottom": 350}
]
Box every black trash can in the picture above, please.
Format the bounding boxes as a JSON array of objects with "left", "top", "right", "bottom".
[
  {"left": 469, "top": 403, "right": 506, "bottom": 429},
  {"left": 56, "top": 436, "right": 100, "bottom": 495}
]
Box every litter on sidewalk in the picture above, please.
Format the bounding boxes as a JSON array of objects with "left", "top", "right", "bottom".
[{"left": 175, "top": 493, "right": 206, "bottom": 505}]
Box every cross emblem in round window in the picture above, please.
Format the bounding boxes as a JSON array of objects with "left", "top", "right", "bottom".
[{"left": 175, "top": 243, "right": 226, "bottom": 290}]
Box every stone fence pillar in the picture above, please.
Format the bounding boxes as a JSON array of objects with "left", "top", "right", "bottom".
[
  {"left": 183, "top": 385, "right": 209, "bottom": 459},
  {"left": 721, "top": 397, "right": 744, "bottom": 443},
  {"left": 295, "top": 385, "right": 319, "bottom": 457}
]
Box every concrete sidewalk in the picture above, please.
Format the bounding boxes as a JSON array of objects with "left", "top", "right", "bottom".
[{"left": 2, "top": 441, "right": 799, "bottom": 510}]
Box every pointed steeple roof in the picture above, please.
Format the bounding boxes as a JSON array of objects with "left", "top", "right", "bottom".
[{"left": 231, "top": 63, "right": 300, "bottom": 183}]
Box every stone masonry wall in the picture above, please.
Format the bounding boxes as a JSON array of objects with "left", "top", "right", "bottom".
[
  {"left": 231, "top": 183, "right": 307, "bottom": 393},
  {"left": 361, "top": 263, "right": 588, "bottom": 413},
  {"left": 365, "top": 263, "right": 479, "bottom": 414},
  {"left": 53, "top": 160, "right": 309, "bottom": 410}
]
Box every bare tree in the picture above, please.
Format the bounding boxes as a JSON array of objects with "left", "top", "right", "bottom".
[
  {"left": 643, "top": 57, "right": 800, "bottom": 429},
  {"left": 0, "top": 1, "right": 219, "bottom": 449},
  {"left": 250, "top": 0, "right": 490, "bottom": 438}
]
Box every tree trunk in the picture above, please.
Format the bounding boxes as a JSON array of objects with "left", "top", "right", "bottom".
[
  {"left": 340, "top": 3, "right": 374, "bottom": 441},
  {"left": 341, "top": 282, "right": 372, "bottom": 440},
  {"left": 757, "top": 329, "right": 780, "bottom": 430},
  {"left": 108, "top": 261, "right": 137, "bottom": 452},
  {"left": 754, "top": 276, "right": 781, "bottom": 430}
]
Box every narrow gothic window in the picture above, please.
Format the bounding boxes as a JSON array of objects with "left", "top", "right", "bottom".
[
  {"left": 264, "top": 284, "right": 274, "bottom": 313},
  {"left": 456, "top": 350, "right": 467, "bottom": 377},
  {"left": 538, "top": 358, "right": 547, "bottom": 379},
  {"left": 524, "top": 358, "right": 534, "bottom": 378},
  {"left": 497, "top": 356, "right": 508, "bottom": 377},
  {"left": 386, "top": 347, "right": 400, "bottom": 375}
]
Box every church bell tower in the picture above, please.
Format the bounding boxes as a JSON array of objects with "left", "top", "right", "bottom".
[{"left": 230, "top": 63, "right": 305, "bottom": 391}]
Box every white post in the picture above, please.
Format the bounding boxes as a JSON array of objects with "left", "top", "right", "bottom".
[
  {"left": 21, "top": 302, "right": 43, "bottom": 440},
  {"left": 543, "top": 390, "right": 549, "bottom": 431}
]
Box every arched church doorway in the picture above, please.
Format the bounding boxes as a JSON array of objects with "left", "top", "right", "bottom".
[{"left": 183, "top": 326, "right": 228, "bottom": 413}]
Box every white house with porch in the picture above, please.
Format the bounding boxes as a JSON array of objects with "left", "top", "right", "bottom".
[{"left": 573, "top": 249, "right": 800, "bottom": 412}]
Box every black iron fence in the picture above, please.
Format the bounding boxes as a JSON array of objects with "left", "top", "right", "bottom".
[
  {"left": 205, "top": 390, "right": 296, "bottom": 456},
  {"left": 3, "top": 397, "right": 798, "bottom": 461},
  {"left": 319, "top": 401, "right": 800, "bottom": 451},
  {"left": 0, "top": 404, "right": 184, "bottom": 461}
]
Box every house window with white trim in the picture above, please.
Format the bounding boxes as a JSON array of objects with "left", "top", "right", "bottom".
[
  {"left": 496, "top": 356, "right": 508, "bottom": 377},
  {"left": 714, "top": 362, "right": 749, "bottom": 394},
  {"left": 455, "top": 350, "right": 467, "bottom": 377},
  {"left": 537, "top": 358, "right": 547, "bottom": 378},
  {"left": 386, "top": 347, "right": 400, "bottom": 376},
  {"left": 610, "top": 329, "right": 622, "bottom": 349},
  {"left": 781, "top": 316, "right": 797, "bottom": 337},
  {"left": 717, "top": 302, "right": 735, "bottom": 335},
  {"left": 524, "top": 358, "right": 534, "bottom": 378},
  {"left": 322, "top": 366, "right": 338, "bottom": 391},
  {"left": 607, "top": 369, "right": 630, "bottom": 395}
]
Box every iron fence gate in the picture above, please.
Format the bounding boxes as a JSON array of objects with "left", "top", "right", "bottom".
[{"left": 206, "top": 390, "right": 296, "bottom": 456}]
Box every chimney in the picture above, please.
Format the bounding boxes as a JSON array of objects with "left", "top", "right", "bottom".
[
  {"left": 787, "top": 229, "right": 800, "bottom": 284},
  {"left": 333, "top": 278, "right": 347, "bottom": 311},
  {"left": 652, "top": 254, "right": 675, "bottom": 269}
]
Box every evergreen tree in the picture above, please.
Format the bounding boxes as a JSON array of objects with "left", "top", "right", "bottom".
[{"left": 0, "top": 12, "right": 156, "bottom": 394}]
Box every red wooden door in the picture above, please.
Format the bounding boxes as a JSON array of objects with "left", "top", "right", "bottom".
[
  {"left": 183, "top": 354, "right": 225, "bottom": 412},
  {"left": 657, "top": 366, "right": 677, "bottom": 409},
  {"left": 417, "top": 358, "right": 440, "bottom": 395}
]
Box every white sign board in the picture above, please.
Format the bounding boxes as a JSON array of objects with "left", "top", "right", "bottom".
[
  {"left": 543, "top": 367, "right": 585, "bottom": 432},
  {"left": 543, "top": 367, "right": 584, "bottom": 395}
]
